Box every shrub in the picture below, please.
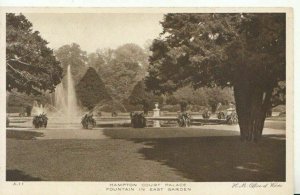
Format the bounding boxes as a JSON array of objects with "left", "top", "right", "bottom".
[
  {"left": 26, "top": 105, "right": 32, "bottom": 116},
  {"left": 32, "top": 113, "right": 48, "bottom": 128},
  {"left": 177, "top": 112, "right": 191, "bottom": 127},
  {"left": 130, "top": 112, "right": 146, "bottom": 128},
  {"left": 111, "top": 111, "right": 118, "bottom": 117},
  {"left": 166, "top": 95, "right": 178, "bottom": 105},
  {"left": 190, "top": 105, "right": 206, "bottom": 112},
  {"left": 202, "top": 110, "right": 211, "bottom": 119},
  {"left": 94, "top": 100, "right": 128, "bottom": 112},
  {"left": 226, "top": 111, "right": 238, "bottom": 125},
  {"left": 161, "top": 104, "right": 180, "bottom": 112},
  {"left": 179, "top": 100, "right": 188, "bottom": 112},
  {"left": 217, "top": 112, "right": 226, "bottom": 119},
  {"left": 76, "top": 67, "right": 111, "bottom": 110},
  {"left": 81, "top": 114, "right": 96, "bottom": 129}
]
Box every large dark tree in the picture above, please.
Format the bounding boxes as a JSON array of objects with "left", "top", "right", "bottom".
[
  {"left": 76, "top": 67, "right": 111, "bottom": 110},
  {"left": 6, "top": 13, "right": 63, "bottom": 95},
  {"left": 146, "top": 13, "right": 285, "bottom": 141}
]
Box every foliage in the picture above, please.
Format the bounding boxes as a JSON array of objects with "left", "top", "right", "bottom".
[
  {"left": 81, "top": 113, "right": 96, "bottom": 129},
  {"left": 89, "top": 44, "right": 149, "bottom": 102},
  {"left": 190, "top": 105, "right": 207, "bottom": 112},
  {"left": 166, "top": 95, "right": 178, "bottom": 105},
  {"left": 6, "top": 13, "right": 63, "bottom": 95},
  {"left": 32, "top": 113, "right": 48, "bottom": 128},
  {"left": 25, "top": 106, "right": 31, "bottom": 116},
  {"left": 111, "top": 111, "right": 118, "bottom": 117},
  {"left": 146, "top": 13, "right": 285, "bottom": 91},
  {"left": 55, "top": 43, "right": 88, "bottom": 85},
  {"left": 226, "top": 111, "right": 238, "bottom": 125},
  {"left": 218, "top": 112, "right": 226, "bottom": 119},
  {"left": 130, "top": 112, "right": 146, "bottom": 128},
  {"left": 94, "top": 99, "right": 128, "bottom": 113},
  {"left": 88, "top": 51, "right": 105, "bottom": 71},
  {"left": 271, "top": 81, "right": 286, "bottom": 107},
  {"left": 177, "top": 112, "right": 191, "bottom": 127},
  {"left": 128, "top": 80, "right": 163, "bottom": 114},
  {"left": 161, "top": 104, "right": 181, "bottom": 112},
  {"left": 19, "top": 112, "right": 26, "bottom": 117},
  {"left": 146, "top": 13, "right": 285, "bottom": 141},
  {"left": 7, "top": 90, "right": 52, "bottom": 109},
  {"left": 76, "top": 67, "right": 111, "bottom": 110},
  {"left": 202, "top": 110, "right": 211, "bottom": 119},
  {"left": 167, "top": 86, "right": 234, "bottom": 111},
  {"left": 179, "top": 100, "right": 189, "bottom": 112},
  {"left": 205, "top": 87, "right": 234, "bottom": 112}
]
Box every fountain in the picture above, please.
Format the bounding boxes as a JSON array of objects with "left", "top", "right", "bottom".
[
  {"left": 31, "top": 100, "right": 45, "bottom": 116},
  {"left": 66, "top": 65, "right": 79, "bottom": 119},
  {"left": 31, "top": 65, "right": 80, "bottom": 124},
  {"left": 54, "top": 83, "right": 67, "bottom": 115},
  {"left": 54, "top": 65, "right": 80, "bottom": 121}
]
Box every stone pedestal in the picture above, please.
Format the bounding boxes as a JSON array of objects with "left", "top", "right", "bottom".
[{"left": 153, "top": 103, "right": 160, "bottom": 127}]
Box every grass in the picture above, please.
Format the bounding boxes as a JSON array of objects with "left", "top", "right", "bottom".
[
  {"left": 6, "top": 128, "right": 285, "bottom": 182},
  {"left": 7, "top": 138, "right": 188, "bottom": 181},
  {"left": 266, "top": 116, "right": 286, "bottom": 121},
  {"left": 7, "top": 130, "right": 44, "bottom": 140},
  {"left": 264, "top": 120, "right": 286, "bottom": 130},
  {"left": 132, "top": 135, "right": 286, "bottom": 181}
]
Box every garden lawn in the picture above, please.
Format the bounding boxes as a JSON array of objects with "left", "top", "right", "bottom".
[{"left": 7, "top": 128, "right": 285, "bottom": 181}]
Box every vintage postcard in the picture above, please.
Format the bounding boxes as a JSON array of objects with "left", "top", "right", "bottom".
[{"left": 0, "top": 7, "right": 294, "bottom": 195}]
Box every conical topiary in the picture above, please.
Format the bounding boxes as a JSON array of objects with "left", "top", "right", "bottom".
[{"left": 76, "top": 67, "right": 111, "bottom": 110}]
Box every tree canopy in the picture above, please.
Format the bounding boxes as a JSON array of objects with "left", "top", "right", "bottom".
[
  {"left": 55, "top": 43, "right": 88, "bottom": 85},
  {"left": 146, "top": 13, "right": 285, "bottom": 92},
  {"left": 6, "top": 13, "right": 63, "bottom": 95},
  {"left": 88, "top": 43, "right": 149, "bottom": 102},
  {"left": 146, "top": 13, "right": 286, "bottom": 141}
]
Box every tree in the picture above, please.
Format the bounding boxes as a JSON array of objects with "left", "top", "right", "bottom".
[
  {"left": 55, "top": 43, "right": 88, "bottom": 85},
  {"left": 271, "top": 81, "right": 286, "bottom": 107},
  {"left": 7, "top": 89, "right": 52, "bottom": 107},
  {"left": 128, "top": 80, "right": 163, "bottom": 115},
  {"left": 166, "top": 85, "right": 234, "bottom": 112},
  {"left": 205, "top": 87, "right": 234, "bottom": 113},
  {"left": 146, "top": 13, "right": 285, "bottom": 141},
  {"left": 91, "top": 44, "right": 149, "bottom": 103},
  {"left": 266, "top": 81, "right": 285, "bottom": 116},
  {"left": 88, "top": 52, "right": 105, "bottom": 72},
  {"left": 179, "top": 100, "right": 189, "bottom": 112},
  {"left": 76, "top": 67, "right": 111, "bottom": 110},
  {"left": 166, "top": 95, "right": 179, "bottom": 105},
  {"left": 6, "top": 13, "right": 63, "bottom": 95}
]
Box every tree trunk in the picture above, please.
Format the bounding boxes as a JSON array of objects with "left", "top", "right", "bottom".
[
  {"left": 266, "top": 108, "right": 272, "bottom": 117},
  {"left": 234, "top": 83, "right": 272, "bottom": 142}
]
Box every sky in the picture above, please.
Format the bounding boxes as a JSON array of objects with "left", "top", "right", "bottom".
[{"left": 24, "top": 13, "right": 164, "bottom": 53}]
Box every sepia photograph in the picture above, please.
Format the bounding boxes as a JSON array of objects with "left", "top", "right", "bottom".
[{"left": 1, "top": 7, "right": 294, "bottom": 195}]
